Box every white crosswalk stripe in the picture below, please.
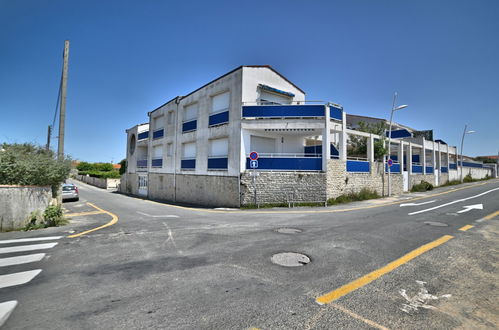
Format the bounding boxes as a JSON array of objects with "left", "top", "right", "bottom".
[
  {"left": 0, "top": 253, "right": 46, "bottom": 267},
  {"left": 0, "top": 242, "right": 58, "bottom": 255},
  {"left": 0, "top": 235, "right": 60, "bottom": 327},
  {"left": 0, "top": 236, "right": 62, "bottom": 244}
]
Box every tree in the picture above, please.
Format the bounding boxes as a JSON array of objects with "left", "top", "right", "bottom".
[
  {"left": 119, "top": 159, "right": 127, "bottom": 175},
  {"left": 349, "top": 121, "right": 388, "bottom": 161},
  {"left": 0, "top": 143, "right": 71, "bottom": 195}
]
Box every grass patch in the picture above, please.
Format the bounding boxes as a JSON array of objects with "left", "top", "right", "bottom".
[{"left": 327, "top": 188, "right": 380, "bottom": 205}]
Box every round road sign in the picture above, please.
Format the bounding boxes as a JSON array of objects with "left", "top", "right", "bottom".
[
  {"left": 387, "top": 158, "right": 393, "bottom": 167},
  {"left": 249, "top": 151, "right": 259, "bottom": 160}
]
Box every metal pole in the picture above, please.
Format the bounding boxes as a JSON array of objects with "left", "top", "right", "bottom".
[
  {"left": 460, "top": 124, "right": 467, "bottom": 182},
  {"left": 387, "top": 93, "right": 397, "bottom": 196},
  {"left": 253, "top": 168, "right": 257, "bottom": 205},
  {"left": 58, "top": 40, "right": 70, "bottom": 160}
]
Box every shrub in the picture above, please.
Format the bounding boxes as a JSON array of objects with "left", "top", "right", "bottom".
[
  {"left": 463, "top": 173, "right": 473, "bottom": 183},
  {"left": 119, "top": 159, "right": 127, "bottom": 175},
  {"left": 24, "top": 205, "right": 67, "bottom": 231},
  {"left": 411, "top": 180, "right": 434, "bottom": 192},
  {"left": 327, "top": 188, "right": 380, "bottom": 205}
]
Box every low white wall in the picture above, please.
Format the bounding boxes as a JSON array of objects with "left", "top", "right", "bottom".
[
  {"left": 449, "top": 167, "right": 492, "bottom": 181},
  {"left": 75, "top": 175, "right": 120, "bottom": 189},
  {"left": 0, "top": 185, "right": 52, "bottom": 231}
]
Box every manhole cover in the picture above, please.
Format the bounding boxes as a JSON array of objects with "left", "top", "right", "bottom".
[
  {"left": 271, "top": 252, "right": 310, "bottom": 267},
  {"left": 424, "top": 221, "right": 449, "bottom": 227},
  {"left": 275, "top": 228, "right": 302, "bottom": 234}
]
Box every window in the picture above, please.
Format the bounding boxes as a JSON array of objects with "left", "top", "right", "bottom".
[
  {"left": 259, "top": 91, "right": 292, "bottom": 105},
  {"left": 209, "top": 138, "right": 228, "bottom": 157},
  {"left": 211, "top": 92, "right": 230, "bottom": 114},
  {"left": 184, "top": 104, "right": 197, "bottom": 122},
  {"left": 152, "top": 145, "right": 163, "bottom": 167},
  {"left": 183, "top": 142, "right": 196, "bottom": 159},
  {"left": 153, "top": 115, "right": 164, "bottom": 130}
]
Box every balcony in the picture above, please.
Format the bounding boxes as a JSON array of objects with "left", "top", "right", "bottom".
[
  {"left": 138, "top": 131, "right": 149, "bottom": 140},
  {"left": 347, "top": 158, "right": 370, "bottom": 173},
  {"left": 425, "top": 166, "right": 434, "bottom": 174},
  {"left": 449, "top": 163, "right": 457, "bottom": 170},
  {"left": 441, "top": 167, "right": 448, "bottom": 173},
  {"left": 153, "top": 128, "right": 164, "bottom": 139},
  {"left": 182, "top": 120, "right": 197, "bottom": 133},
  {"left": 137, "top": 159, "right": 147, "bottom": 168},
  {"left": 245, "top": 153, "right": 321, "bottom": 171},
  {"left": 385, "top": 162, "right": 401, "bottom": 173},
  {"left": 243, "top": 105, "right": 326, "bottom": 119},
  {"left": 412, "top": 163, "right": 423, "bottom": 173}
]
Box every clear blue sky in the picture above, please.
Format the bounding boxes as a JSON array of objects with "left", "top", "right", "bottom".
[{"left": 1, "top": 0, "right": 498, "bottom": 162}]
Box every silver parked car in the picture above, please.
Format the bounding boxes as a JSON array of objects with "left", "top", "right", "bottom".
[{"left": 62, "top": 183, "right": 79, "bottom": 201}]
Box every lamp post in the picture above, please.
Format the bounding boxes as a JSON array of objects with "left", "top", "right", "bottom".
[
  {"left": 387, "top": 92, "right": 408, "bottom": 196},
  {"left": 459, "top": 124, "right": 475, "bottom": 182}
]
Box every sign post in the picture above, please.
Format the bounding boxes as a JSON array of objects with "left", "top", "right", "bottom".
[{"left": 249, "top": 151, "right": 259, "bottom": 205}]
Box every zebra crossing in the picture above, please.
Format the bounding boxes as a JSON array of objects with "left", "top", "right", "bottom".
[{"left": 0, "top": 235, "right": 61, "bottom": 327}]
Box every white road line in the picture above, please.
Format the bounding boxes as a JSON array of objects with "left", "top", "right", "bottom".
[
  {"left": 400, "top": 200, "right": 436, "bottom": 207},
  {"left": 0, "top": 243, "right": 58, "bottom": 255},
  {"left": 408, "top": 187, "right": 499, "bottom": 216},
  {"left": 0, "top": 236, "right": 61, "bottom": 244},
  {"left": 0, "top": 269, "right": 42, "bottom": 289},
  {"left": 0, "top": 254, "right": 46, "bottom": 267},
  {"left": 0, "top": 300, "right": 18, "bottom": 327},
  {"left": 137, "top": 211, "right": 179, "bottom": 218}
]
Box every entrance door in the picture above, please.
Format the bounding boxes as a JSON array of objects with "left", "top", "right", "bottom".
[
  {"left": 138, "top": 175, "right": 148, "bottom": 196},
  {"left": 403, "top": 171, "right": 409, "bottom": 192}
]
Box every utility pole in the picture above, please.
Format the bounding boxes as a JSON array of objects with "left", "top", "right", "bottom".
[
  {"left": 46, "top": 125, "right": 51, "bottom": 151},
  {"left": 58, "top": 40, "right": 70, "bottom": 160}
]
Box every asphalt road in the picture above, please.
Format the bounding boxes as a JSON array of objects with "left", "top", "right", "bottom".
[{"left": 1, "top": 179, "right": 498, "bottom": 329}]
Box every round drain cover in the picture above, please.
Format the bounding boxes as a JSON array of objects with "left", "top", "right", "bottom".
[
  {"left": 275, "top": 228, "right": 303, "bottom": 234},
  {"left": 271, "top": 252, "right": 310, "bottom": 267},
  {"left": 424, "top": 221, "right": 448, "bottom": 227}
]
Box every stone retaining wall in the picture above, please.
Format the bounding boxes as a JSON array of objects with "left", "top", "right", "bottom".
[{"left": 75, "top": 175, "right": 120, "bottom": 189}]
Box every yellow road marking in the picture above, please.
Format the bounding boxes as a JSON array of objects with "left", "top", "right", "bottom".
[
  {"left": 67, "top": 202, "right": 118, "bottom": 238},
  {"left": 330, "top": 303, "right": 390, "bottom": 330},
  {"left": 483, "top": 210, "right": 499, "bottom": 220},
  {"left": 143, "top": 180, "right": 495, "bottom": 214},
  {"left": 65, "top": 210, "right": 103, "bottom": 217},
  {"left": 459, "top": 225, "right": 474, "bottom": 231},
  {"left": 315, "top": 235, "right": 454, "bottom": 305}
]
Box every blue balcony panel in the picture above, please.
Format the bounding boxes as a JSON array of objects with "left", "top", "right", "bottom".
[
  {"left": 412, "top": 165, "right": 423, "bottom": 173},
  {"left": 181, "top": 159, "right": 196, "bottom": 169},
  {"left": 449, "top": 163, "right": 457, "bottom": 170},
  {"left": 329, "top": 106, "right": 343, "bottom": 121},
  {"left": 151, "top": 158, "right": 163, "bottom": 167},
  {"left": 459, "top": 161, "right": 483, "bottom": 168},
  {"left": 441, "top": 167, "right": 448, "bottom": 173},
  {"left": 304, "top": 144, "right": 339, "bottom": 157},
  {"left": 138, "top": 131, "right": 149, "bottom": 140},
  {"left": 208, "top": 157, "right": 228, "bottom": 169},
  {"left": 137, "top": 160, "right": 147, "bottom": 167},
  {"left": 182, "top": 120, "right": 197, "bottom": 132},
  {"left": 242, "top": 105, "right": 325, "bottom": 118},
  {"left": 153, "top": 129, "right": 164, "bottom": 139},
  {"left": 347, "top": 160, "right": 370, "bottom": 173},
  {"left": 385, "top": 163, "right": 401, "bottom": 173},
  {"left": 209, "top": 111, "right": 229, "bottom": 126},
  {"left": 425, "top": 166, "right": 434, "bottom": 174},
  {"left": 246, "top": 157, "right": 321, "bottom": 171}
]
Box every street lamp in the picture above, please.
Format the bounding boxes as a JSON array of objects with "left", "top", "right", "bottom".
[
  {"left": 460, "top": 124, "right": 475, "bottom": 182},
  {"left": 387, "top": 92, "right": 409, "bottom": 197}
]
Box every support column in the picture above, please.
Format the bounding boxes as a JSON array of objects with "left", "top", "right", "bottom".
[
  {"left": 437, "top": 143, "right": 442, "bottom": 170},
  {"left": 446, "top": 145, "right": 450, "bottom": 170},
  {"left": 322, "top": 105, "right": 331, "bottom": 171},
  {"left": 432, "top": 141, "right": 437, "bottom": 173},
  {"left": 367, "top": 134, "right": 374, "bottom": 162},
  {"left": 339, "top": 110, "right": 347, "bottom": 162},
  {"left": 422, "top": 138, "right": 426, "bottom": 174},
  {"left": 408, "top": 142, "right": 413, "bottom": 176},
  {"left": 398, "top": 141, "right": 404, "bottom": 172}
]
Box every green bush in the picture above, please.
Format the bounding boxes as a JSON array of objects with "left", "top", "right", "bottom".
[
  {"left": 440, "top": 180, "right": 461, "bottom": 187},
  {"left": 463, "top": 173, "right": 473, "bottom": 183},
  {"left": 327, "top": 188, "right": 380, "bottom": 205},
  {"left": 24, "top": 205, "right": 67, "bottom": 231},
  {"left": 0, "top": 143, "right": 71, "bottom": 195},
  {"left": 78, "top": 170, "right": 120, "bottom": 179},
  {"left": 119, "top": 159, "right": 127, "bottom": 175},
  {"left": 411, "top": 180, "right": 434, "bottom": 192}
]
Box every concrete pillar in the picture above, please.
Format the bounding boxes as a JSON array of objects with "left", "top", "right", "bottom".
[
  {"left": 422, "top": 138, "right": 426, "bottom": 174},
  {"left": 408, "top": 142, "right": 413, "bottom": 175},
  {"left": 437, "top": 143, "right": 442, "bottom": 170},
  {"left": 446, "top": 146, "right": 450, "bottom": 170},
  {"left": 432, "top": 141, "right": 437, "bottom": 172},
  {"left": 339, "top": 110, "right": 347, "bottom": 161},
  {"left": 322, "top": 105, "right": 331, "bottom": 171},
  {"left": 398, "top": 141, "right": 404, "bottom": 172},
  {"left": 367, "top": 134, "right": 374, "bottom": 163}
]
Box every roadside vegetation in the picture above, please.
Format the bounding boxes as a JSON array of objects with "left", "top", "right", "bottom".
[
  {"left": 0, "top": 143, "right": 71, "bottom": 195},
  {"left": 411, "top": 180, "right": 434, "bottom": 192},
  {"left": 76, "top": 161, "right": 121, "bottom": 178},
  {"left": 24, "top": 205, "right": 67, "bottom": 231}
]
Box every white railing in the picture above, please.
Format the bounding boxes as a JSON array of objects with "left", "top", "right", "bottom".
[
  {"left": 347, "top": 156, "right": 369, "bottom": 161},
  {"left": 256, "top": 152, "right": 320, "bottom": 158}
]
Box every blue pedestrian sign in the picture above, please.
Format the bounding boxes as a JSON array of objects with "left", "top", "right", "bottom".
[{"left": 250, "top": 160, "right": 258, "bottom": 169}]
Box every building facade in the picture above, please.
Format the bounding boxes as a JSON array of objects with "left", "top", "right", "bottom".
[{"left": 121, "top": 65, "right": 493, "bottom": 207}]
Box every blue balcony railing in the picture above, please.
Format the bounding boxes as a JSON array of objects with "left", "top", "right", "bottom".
[
  {"left": 246, "top": 153, "right": 321, "bottom": 171},
  {"left": 209, "top": 111, "right": 229, "bottom": 126},
  {"left": 449, "top": 163, "right": 457, "bottom": 170},
  {"left": 181, "top": 159, "right": 196, "bottom": 169},
  {"left": 242, "top": 105, "right": 326, "bottom": 118},
  {"left": 137, "top": 159, "right": 147, "bottom": 168},
  {"left": 425, "top": 166, "right": 434, "bottom": 174},
  {"left": 138, "top": 131, "right": 149, "bottom": 140},
  {"left": 347, "top": 160, "right": 370, "bottom": 173},
  {"left": 208, "top": 157, "right": 228, "bottom": 169},
  {"left": 458, "top": 161, "right": 483, "bottom": 168},
  {"left": 441, "top": 167, "right": 448, "bottom": 173},
  {"left": 151, "top": 158, "right": 163, "bottom": 167},
  {"left": 385, "top": 163, "right": 401, "bottom": 173},
  {"left": 412, "top": 164, "right": 423, "bottom": 173},
  {"left": 182, "top": 120, "right": 197, "bottom": 133},
  {"left": 153, "top": 128, "right": 164, "bottom": 139}
]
